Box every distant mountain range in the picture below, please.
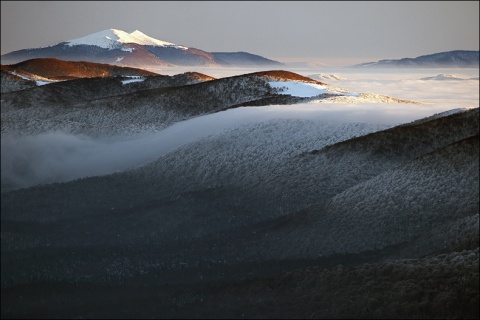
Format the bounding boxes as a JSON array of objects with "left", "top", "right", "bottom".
[
  {"left": 0, "top": 29, "right": 284, "bottom": 68},
  {"left": 420, "top": 73, "right": 479, "bottom": 81},
  {"left": 353, "top": 50, "right": 479, "bottom": 68}
]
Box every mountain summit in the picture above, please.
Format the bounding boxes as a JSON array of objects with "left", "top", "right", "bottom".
[
  {"left": 65, "top": 29, "right": 187, "bottom": 50},
  {"left": 1, "top": 28, "right": 283, "bottom": 68}
]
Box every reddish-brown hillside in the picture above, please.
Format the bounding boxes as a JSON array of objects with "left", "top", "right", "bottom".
[
  {"left": 183, "top": 71, "right": 216, "bottom": 82},
  {"left": 247, "top": 70, "right": 327, "bottom": 85},
  {"left": 8, "top": 58, "right": 160, "bottom": 80},
  {"left": 117, "top": 43, "right": 173, "bottom": 68}
]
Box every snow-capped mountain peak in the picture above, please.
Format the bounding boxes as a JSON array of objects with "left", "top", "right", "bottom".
[
  {"left": 65, "top": 28, "right": 187, "bottom": 50},
  {"left": 66, "top": 29, "right": 129, "bottom": 49},
  {"left": 127, "top": 30, "right": 175, "bottom": 47}
]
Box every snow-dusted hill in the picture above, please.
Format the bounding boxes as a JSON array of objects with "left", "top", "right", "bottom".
[{"left": 252, "top": 133, "right": 478, "bottom": 261}]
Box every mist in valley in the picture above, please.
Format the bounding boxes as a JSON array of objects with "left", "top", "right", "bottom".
[{"left": 2, "top": 68, "right": 477, "bottom": 192}]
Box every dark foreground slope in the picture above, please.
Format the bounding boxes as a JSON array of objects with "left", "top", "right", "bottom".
[
  {"left": 2, "top": 248, "right": 478, "bottom": 319},
  {"left": 1, "top": 107, "right": 478, "bottom": 318}
]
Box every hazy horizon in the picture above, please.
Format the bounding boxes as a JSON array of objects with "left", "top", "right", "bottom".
[{"left": 1, "top": 1, "right": 478, "bottom": 67}]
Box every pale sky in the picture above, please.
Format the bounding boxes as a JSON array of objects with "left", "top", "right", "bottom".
[{"left": 1, "top": 1, "right": 479, "bottom": 66}]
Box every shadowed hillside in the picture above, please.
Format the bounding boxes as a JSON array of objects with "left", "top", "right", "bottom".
[{"left": 2, "top": 107, "right": 478, "bottom": 318}]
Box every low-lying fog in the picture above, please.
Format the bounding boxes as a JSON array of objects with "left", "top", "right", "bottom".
[{"left": 1, "top": 68, "right": 478, "bottom": 192}]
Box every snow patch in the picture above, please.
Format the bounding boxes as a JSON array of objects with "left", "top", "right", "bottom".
[
  {"left": 8, "top": 71, "right": 56, "bottom": 86},
  {"left": 9, "top": 71, "right": 32, "bottom": 81},
  {"left": 35, "top": 80, "right": 52, "bottom": 86},
  {"left": 269, "top": 81, "right": 358, "bottom": 98},
  {"left": 120, "top": 76, "right": 145, "bottom": 85}
]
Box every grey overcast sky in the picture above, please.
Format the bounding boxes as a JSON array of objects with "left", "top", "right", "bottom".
[{"left": 1, "top": 1, "right": 479, "bottom": 66}]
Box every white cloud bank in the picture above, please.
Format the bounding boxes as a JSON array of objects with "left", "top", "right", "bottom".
[
  {"left": 1, "top": 102, "right": 470, "bottom": 192},
  {"left": 268, "top": 81, "right": 358, "bottom": 97}
]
